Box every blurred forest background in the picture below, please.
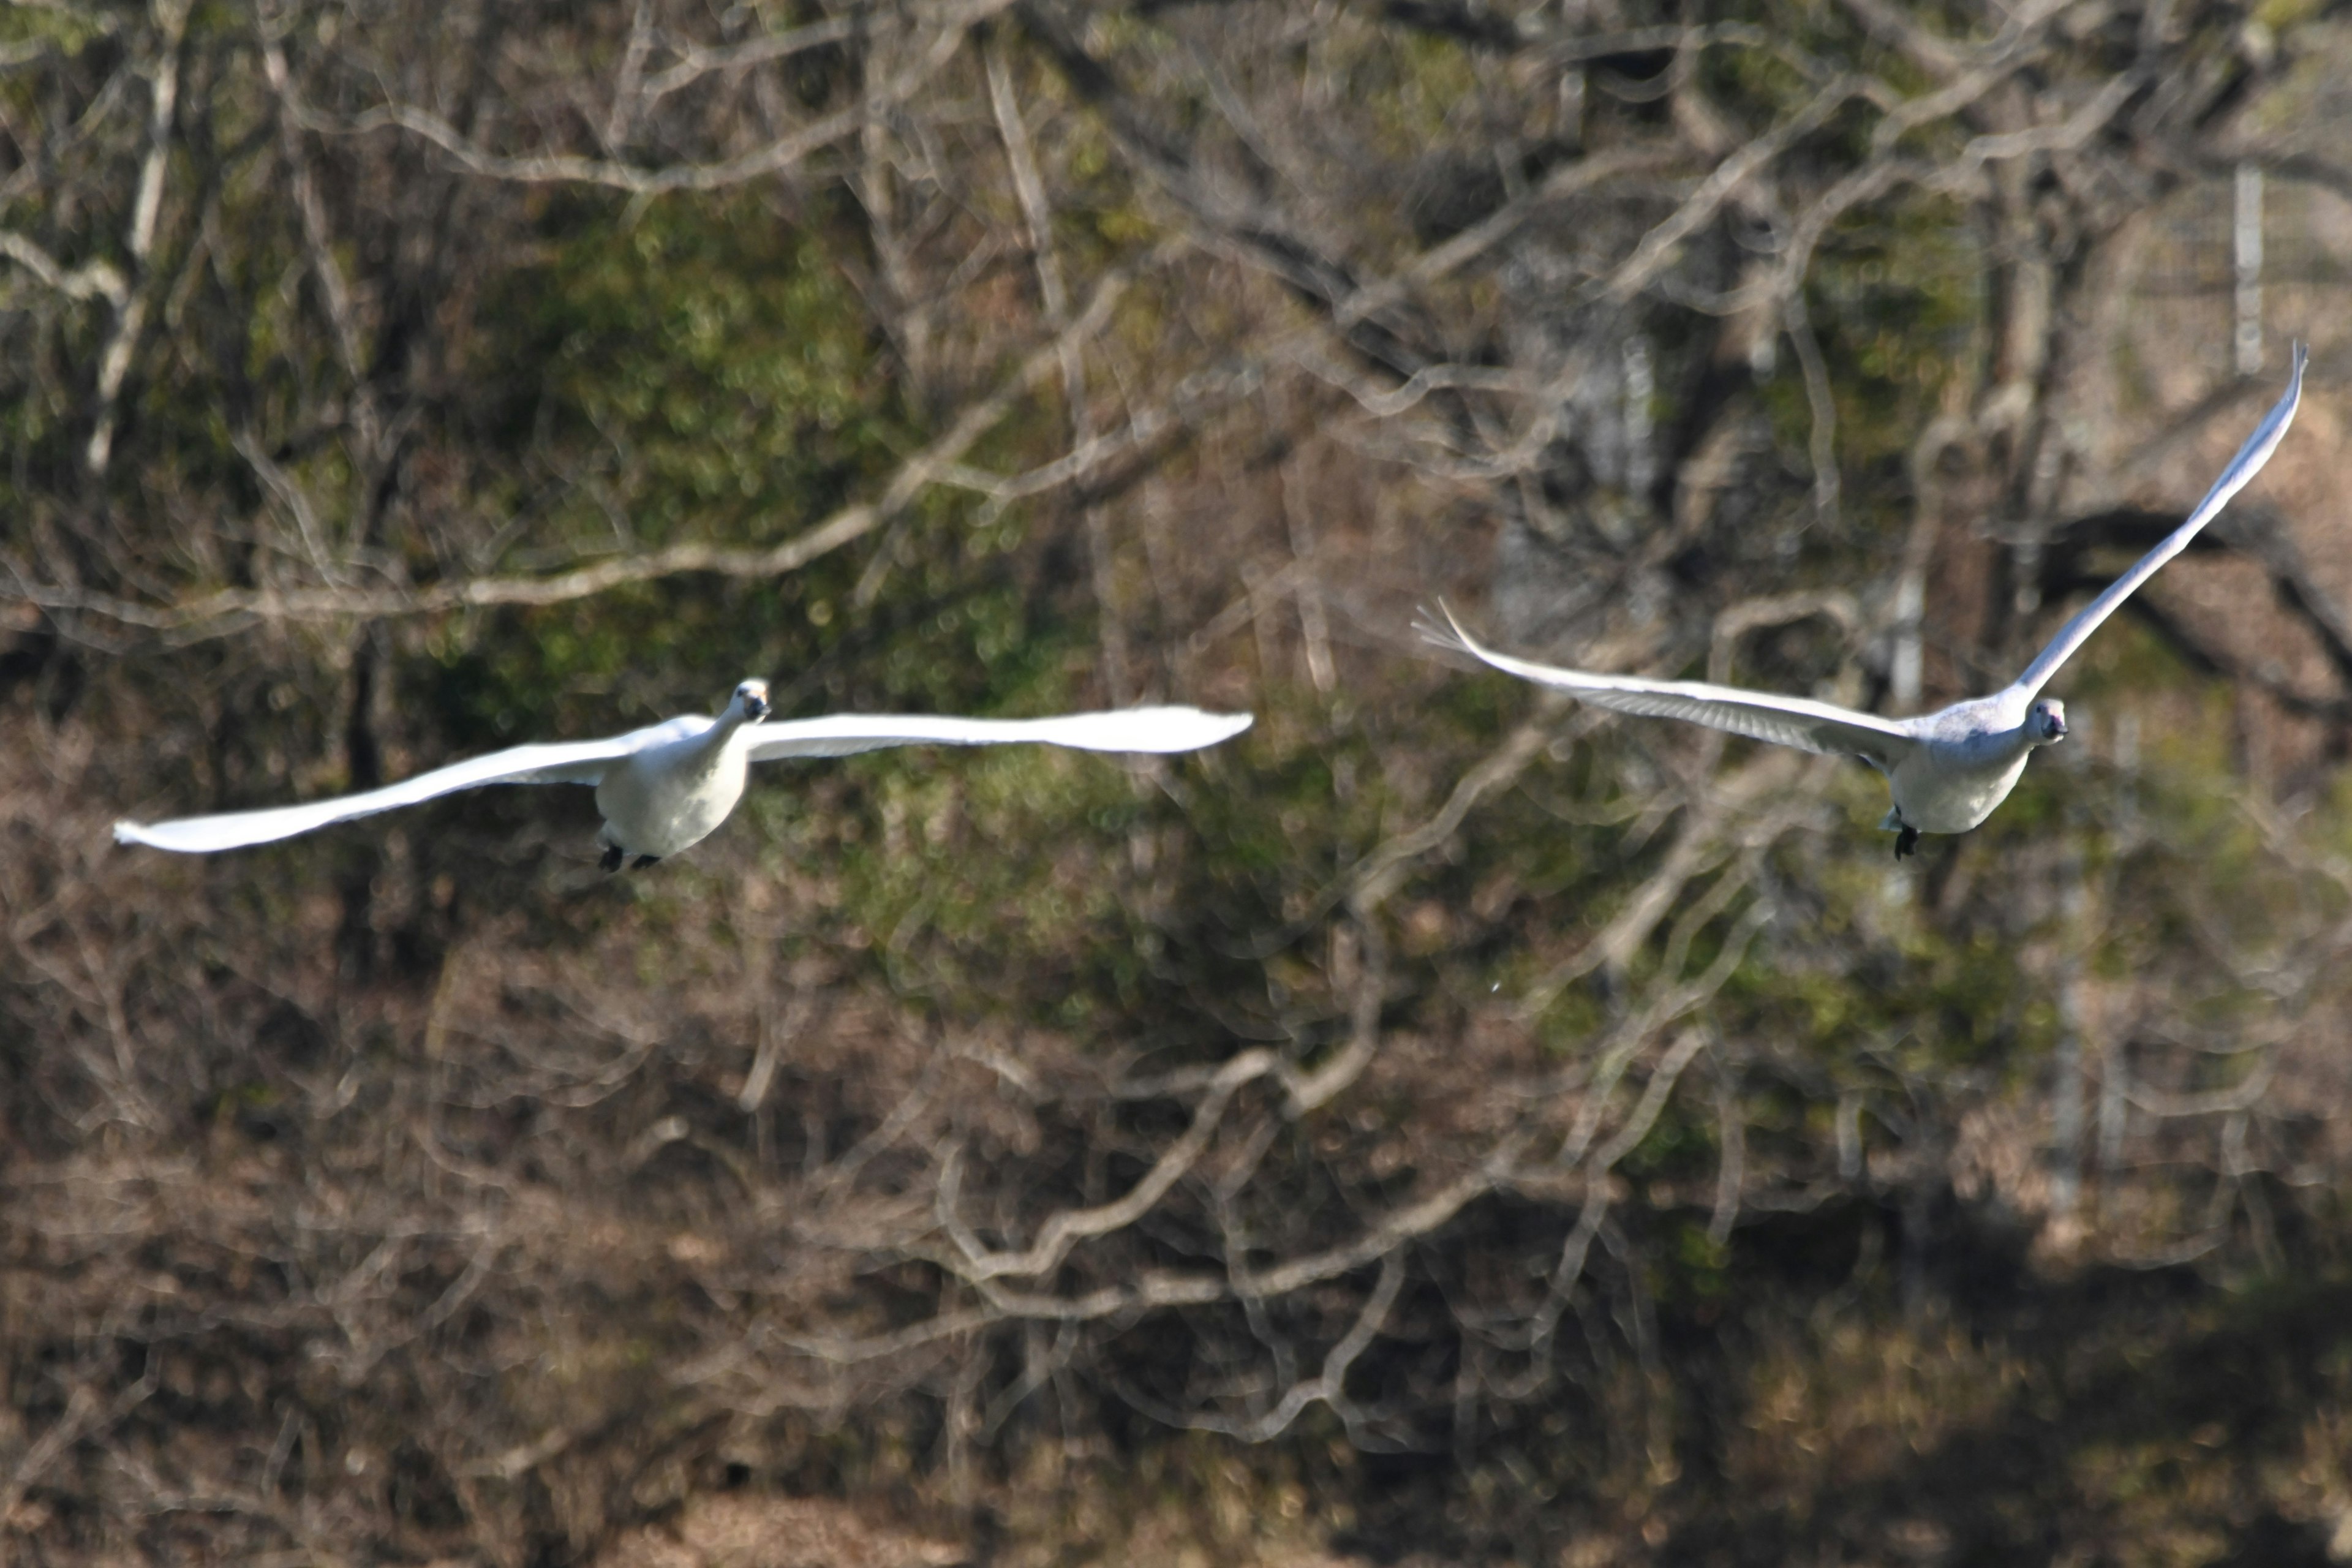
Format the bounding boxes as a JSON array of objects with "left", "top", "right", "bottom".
[{"left": 5, "top": 0, "right": 2352, "bottom": 1562}]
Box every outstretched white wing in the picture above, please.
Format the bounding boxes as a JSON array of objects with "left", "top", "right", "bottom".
[
  {"left": 1425, "top": 606, "right": 1918, "bottom": 770},
  {"left": 741, "top": 706, "right": 1253, "bottom": 763},
  {"left": 113, "top": 733, "right": 660, "bottom": 854},
  {"left": 2007, "top": 344, "right": 2307, "bottom": 703}
]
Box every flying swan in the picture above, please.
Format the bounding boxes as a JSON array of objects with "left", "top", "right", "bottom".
[
  {"left": 1427, "top": 345, "right": 2306, "bottom": 859},
  {"left": 115, "top": 688, "right": 1254, "bottom": 869}
]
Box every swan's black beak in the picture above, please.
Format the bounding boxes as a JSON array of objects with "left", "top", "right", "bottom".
[
  {"left": 744, "top": 692, "right": 771, "bottom": 722},
  {"left": 2045, "top": 713, "right": 2067, "bottom": 742}
]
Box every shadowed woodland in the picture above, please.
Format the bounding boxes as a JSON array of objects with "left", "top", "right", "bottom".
[{"left": 5, "top": 0, "right": 2352, "bottom": 1562}]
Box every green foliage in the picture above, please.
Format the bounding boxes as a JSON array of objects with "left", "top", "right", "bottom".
[
  {"left": 481, "top": 190, "right": 900, "bottom": 545},
  {"left": 1771, "top": 198, "right": 1983, "bottom": 530},
  {"left": 417, "top": 194, "right": 889, "bottom": 719},
  {"left": 420, "top": 191, "right": 1097, "bottom": 749}
]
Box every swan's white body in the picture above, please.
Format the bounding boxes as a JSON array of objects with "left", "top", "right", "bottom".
[
  {"left": 1883, "top": 700, "right": 2038, "bottom": 835},
  {"left": 114, "top": 684, "right": 1254, "bottom": 865},
  {"left": 592, "top": 710, "right": 758, "bottom": 861},
  {"left": 1429, "top": 347, "right": 2307, "bottom": 857}
]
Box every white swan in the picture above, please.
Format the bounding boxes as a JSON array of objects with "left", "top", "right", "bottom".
[
  {"left": 1427, "top": 345, "right": 2307, "bottom": 858},
  {"left": 115, "top": 684, "right": 1254, "bottom": 869}
]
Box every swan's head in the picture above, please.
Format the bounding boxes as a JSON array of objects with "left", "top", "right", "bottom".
[
  {"left": 734, "top": 679, "right": 771, "bottom": 723},
  {"left": 2030, "top": 697, "right": 2067, "bottom": 745}
]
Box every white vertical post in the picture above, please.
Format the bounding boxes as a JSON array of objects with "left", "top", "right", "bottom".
[
  {"left": 1891, "top": 570, "right": 1924, "bottom": 713},
  {"left": 2096, "top": 712, "right": 2138, "bottom": 1186},
  {"left": 2050, "top": 831, "right": 2094, "bottom": 1225},
  {"left": 2234, "top": 161, "right": 2264, "bottom": 375},
  {"left": 1622, "top": 334, "right": 1656, "bottom": 498}
]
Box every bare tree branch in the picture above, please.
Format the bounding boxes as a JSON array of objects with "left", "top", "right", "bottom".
[
  {"left": 317, "top": 0, "right": 1012, "bottom": 194},
  {"left": 86, "top": 0, "right": 189, "bottom": 476}
]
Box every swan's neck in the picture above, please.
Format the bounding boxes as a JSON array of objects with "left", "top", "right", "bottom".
[
  {"left": 2002, "top": 725, "right": 2046, "bottom": 761},
  {"left": 686, "top": 703, "right": 752, "bottom": 767},
  {"left": 1950, "top": 722, "right": 2036, "bottom": 766}
]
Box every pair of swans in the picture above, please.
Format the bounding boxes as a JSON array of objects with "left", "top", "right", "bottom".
[{"left": 116, "top": 350, "right": 2305, "bottom": 864}]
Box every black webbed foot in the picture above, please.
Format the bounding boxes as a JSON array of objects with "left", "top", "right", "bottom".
[
  {"left": 630, "top": 854, "right": 661, "bottom": 870},
  {"left": 600, "top": 843, "right": 624, "bottom": 873},
  {"left": 1893, "top": 826, "right": 1920, "bottom": 861}
]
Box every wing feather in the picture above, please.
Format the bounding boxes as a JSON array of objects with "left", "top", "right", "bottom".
[
  {"left": 114, "top": 734, "right": 648, "bottom": 853},
  {"left": 1423, "top": 607, "right": 1918, "bottom": 769},
  {"left": 741, "top": 706, "right": 1253, "bottom": 763},
  {"left": 2008, "top": 344, "right": 2306, "bottom": 701}
]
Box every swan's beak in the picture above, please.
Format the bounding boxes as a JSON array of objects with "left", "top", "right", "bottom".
[
  {"left": 743, "top": 691, "right": 771, "bottom": 723},
  {"left": 2044, "top": 712, "right": 2067, "bottom": 742}
]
